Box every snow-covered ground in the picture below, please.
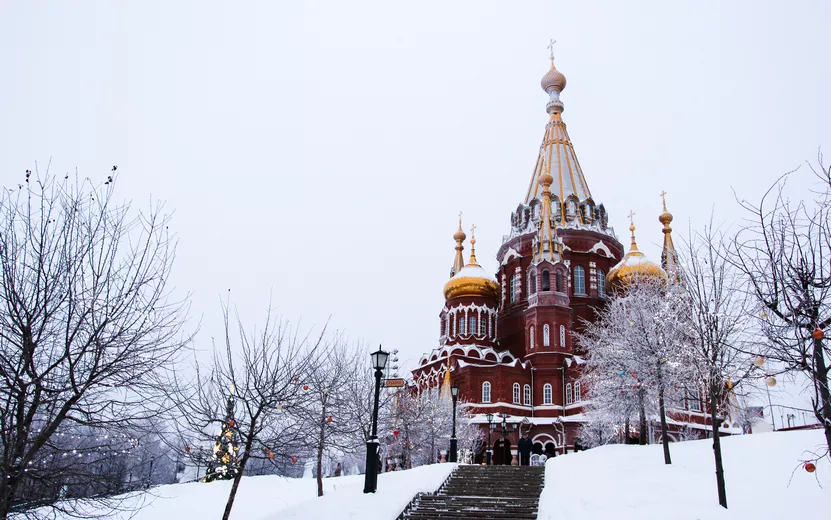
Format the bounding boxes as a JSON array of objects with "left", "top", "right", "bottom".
[
  {"left": 53, "top": 463, "right": 456, "bottom": 520},
  {"left": 538, "top": 429, "right": 829, "bottom": 520}
]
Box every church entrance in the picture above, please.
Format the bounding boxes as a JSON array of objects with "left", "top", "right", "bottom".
[{"left": 493, "top": 438, "right": 513, "bottom": 465}]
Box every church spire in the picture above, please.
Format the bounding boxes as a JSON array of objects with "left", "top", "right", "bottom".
[
  {"left": 525, "top": 46, "right": 593, "bottom": 225},
  {"left": 534, "top": 172, "right": 562, "bottom": 263},
  {"left": 467, "top": 224, "right": 479, "bottom": 266},
  {"left": 450, "top": 213, "right": 466, "bottom": 277},
  {"left": 659, "top": 192, "right": 679, "bottom": 280}
]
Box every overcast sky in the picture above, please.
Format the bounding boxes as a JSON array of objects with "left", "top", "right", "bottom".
[{"left": 2, "top": 1, "right": 830, "bottom": 413}]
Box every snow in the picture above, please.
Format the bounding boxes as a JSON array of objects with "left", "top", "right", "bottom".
[
  {"left": 451, "top": 264, "right": 496, "bottom": 282},
  {"left": 537, "top": 430, "right": 829, "bottom": 520},
  {"left": 52, "top": 463, "right": 456, "bottom": 520}
]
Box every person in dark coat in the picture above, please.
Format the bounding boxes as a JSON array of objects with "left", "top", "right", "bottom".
[{"left": 518, "top": 432, "right": 533, "bottom": 466}]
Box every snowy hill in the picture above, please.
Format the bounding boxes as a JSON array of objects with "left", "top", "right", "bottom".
[{"left": 538, "top": 429, "right": 829, "bottom": 520}]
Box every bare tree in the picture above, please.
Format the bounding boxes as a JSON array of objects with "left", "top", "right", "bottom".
[
  {"left": 731, "top": 158, "right": 831, "bottom": 456},
  {"left": 0, "top": 168, "right": 189, "bottom": 519},
  {"left": 678, "top": 222, "right": 756, "bottom": 509},
  {"left": 170, "top": 301, "right": 321, "bottom": 520}
]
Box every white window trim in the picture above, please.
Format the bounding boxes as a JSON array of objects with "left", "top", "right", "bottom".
[
  {"left": 524, "top": 384, "right": 531, "bottom": 406},
  {"left": 543, "top": 383, "right": 552, "bottom": 405},
  {"left": 482, "top": 381, "right": 492, "bottom": 403},
  {"left": 513, "top": 383, "right": 520, "bottom": 404},
  {"left": 566, "top": 383, "right": 573, "bottom": 405},
  {"left": 574, "top": 382, "right": 581, "bottom": 402},
  {"left": 543, "top": 324, "right": 550, "bottom": 347}
]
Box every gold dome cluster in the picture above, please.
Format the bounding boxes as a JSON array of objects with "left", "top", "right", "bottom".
[
  {"left": 443, "top": 225, "right": 499, "bottom": 301},
  {"left": 606, "top": 222, "right": 667, "bottom": 291}
]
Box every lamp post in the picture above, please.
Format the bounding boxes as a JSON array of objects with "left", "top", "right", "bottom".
[
  {"left": 501, "top": 414, "right": 509, "bottom": 465},
  {"left": 363, "top": 345, "right": 389, "bottom": 494},
  {"left": 485, "top": 412, "right": 494, "bottom": 465},
  {"left": 449, "top": 385, "right": 459, "bottom": 462}
]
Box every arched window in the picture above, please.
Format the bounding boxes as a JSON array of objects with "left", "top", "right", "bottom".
[
  {"left": 541, "top": 270, "right": 551, "bottom": 291},
  {"left": 555, "top": 271, "right": 563, "bottom": 292},
  {"left": 469, "top": 315, "right": 477, "bottom": 336},
  {"left": 529, "top": 326, "right": 535, "bottom": 349},
  {"left": 524, "top": 384, "right": 531, "bottom": 405},
  {"left": 451, "top": 314, "right": 456, "bottom": 336},
  {"left": 513, "top": 383, "right": 521, "bottom": 404},
  {"left": 597, "top": 269, "right": 606, "bottom": 297},
  {"left": 459, "top": 314, "right": 466, "bottom": 335},
  {"left": 574, "top": 382, "right": 581, "bottom": 402},
  {"left": 529, "top": 271, "right": 537, "bottom": 295},
  {"left": 574, "top": 266, "right": 586, "bottom": 295},
  {"left": 689, "top": 388, "right": 701, "bottom": 412},
  {"left": 560, "top": 325, "right": 566, "bottom": 348},
  {"left": 510, "top": 275, "right": 518, "bottom": 303},
  {"left": 543, "top": 384, "right": 552, "bottom": 405},
  {"left": 543, "top": 324, "right": 550, "bottom": 347},
  {"left": 482, "top": 382, "right": 492, "bottom": 403},
  {"left": 566, "top": 383, "right": 573, "bottom": 405},
  {"left": 479, "top": 312, "right": 486, "bottom": 335}
]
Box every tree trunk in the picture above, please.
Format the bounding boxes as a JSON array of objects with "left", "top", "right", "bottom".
[
  {"left": 624, "top": 417, "right": 630, "bottom": 444},
  {"left": 0, "top": 473, "right": 20, "bottom": 520},
  {"left": 709, "top": 384, "right": 727, "bottom": 509},
  {"left": 316, "top": 420, "right": 325, "bottom": 497},
  {"left": 812, "top": 336, "right": 831, "bottom": 454},
  {"left": 638, "top": 394, "right": 647, "bottom": 445},
  {"left": 221, "top": 433, "right": 254, "bottom": 520},
  {"left": 658, "top": 388, "right": 671, "bottom": 464}
]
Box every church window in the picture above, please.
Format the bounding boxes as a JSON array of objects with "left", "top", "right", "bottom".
[
  {"left": 479, "top": 311, "right": 485, "bottom": 335},
  {"left": 488, "top": 313, "right": 493, "bottom": 337},
  {"left": 440, "top": 318, "right": 445, "bottom": 337},
  {"left": 459, "top": 313, "right": 466, "bottom": 335},
  {"left": 574, "top": 382, "right": 581, "bottom": 402},
  {"left": 529, "top": 326, "right": 535, "bottom": 349},
  {"left": 566, "top": 383, "right": 573, "bottom": 405},
  {"left": 597, "top": 269, "right": 606, "bottom": 297},
  {"left": 543, "top": 384, "right": 552, "bottom": 405},
  {"left": 452, "top": 314, "right": 456, "bottom": 336},
  {"left": 510, "top": 275, "right": 518, "bottom": 303},
  {"left": 482, "top": 382, "right": 492, "bottom": 403},
  {"left": 560, "top": 325, "right": 566, "bottom": 348},
  {"left": 529, "top": 270, "right": 537, "bottom": 295},
  {"left": 555, "top": 271, "right": 563, "bottom": 292},
  {"left": 541, "top": 270, "right": 551, "bottom": 291},
  {"left": 524, "top": 384, "right": 531, "bottom": 406},
  {"left": 513, "top": 383, "right": 520, "bottom": 404},
  {"left": 689, "top": 388, "right": 701, "bottom": 412},
  {"left": 469, "top": 315, "right": 477, "bottom": 336},
  {"left": 574, "top": 266, "right": 586, "bottom": 295},
  {"left": 543, "top": 324, "right": 550, "bottom": 347}
]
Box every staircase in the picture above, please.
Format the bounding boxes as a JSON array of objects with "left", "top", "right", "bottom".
[{"left": 400, "top": 465, "right": 545, "bottom": 519}]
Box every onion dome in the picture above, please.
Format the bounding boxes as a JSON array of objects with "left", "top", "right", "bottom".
[
  {"left": 607, "top": 221, "right": 667, "bottom": 291},
  {"left": 450, "top": 215, "right": 467, "bottom": 277},
  {"left": 659, "top": 192, "right": 679, "bottom": 280},
  {"left": 541, "top": 64, "right": 567, "bottom": 94},
  {"left": 443, "top": 228, "right": 499, "bottom": 300}
]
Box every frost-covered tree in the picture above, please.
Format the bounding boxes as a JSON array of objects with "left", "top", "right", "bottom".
[{"left": 579, "top": 276, "right": 689, "bottom": 464}]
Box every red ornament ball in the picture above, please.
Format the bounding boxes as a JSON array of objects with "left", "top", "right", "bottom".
[
  {"left": 185, "top": 445, "right": 191, "bottom": 453},
  {"left": 228, "top": 419, "right": 235, "bottom": 427},
  {"left": 805, "top": 462, "right": 816, "bottom": 473},
  {"left": 291, "top": 456, "right": 298, "bottom": 464},
  {"left": 393, "top": 429, "right": 400, "bottom": 437},
  {"left": 303, "top": 384, "right": 309, "bottom": 391},
  {"left": 813, "top": 328, "right": 824, "bottom": 341},
  {"left": 327, "top": 416, "right": 333, "bottom": 423}
]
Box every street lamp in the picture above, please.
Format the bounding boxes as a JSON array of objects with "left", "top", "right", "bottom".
[
  {"left": 485, "top": 412, "right": 494, "bottom": 465},
  {"left": 449, "top": 385, "right": 459, "bottom": 462},
  {"left": 363, "top": 345, "right": 389, "bottom": 494}
]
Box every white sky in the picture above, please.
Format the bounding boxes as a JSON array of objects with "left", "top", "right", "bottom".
[{"left": 2, "top": 1, "right": 830, "bottom": 414}]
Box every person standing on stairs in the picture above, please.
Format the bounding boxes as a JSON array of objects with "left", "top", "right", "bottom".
[{"left": 518, "top": 432, "right": 533, "bottom": 466}]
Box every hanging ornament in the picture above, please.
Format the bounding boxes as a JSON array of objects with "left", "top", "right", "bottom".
[
  {"left": 754, "top": 355, "right": 765, "bottom": 367},
  {"left": 428, "top": 419, "right": 433, "bottom": 425},
  {"left": 632, "top": 385, "right": 638, "bottom": 390},
  {"left": 327, "top": 416, "right": 333, "bottom": 423},
  {"left": 266, "top": 449, "right": 275, "bottom": 460},
  {"left": 185, "top": 445, "right": 191, "bottom": 453},
  {"left": 632, "top": 373, "right": 638, "bottom": 379},
  {"left": 760, "top": 310, "right": 769, "bottom": 320},
  {"left": 726, "top": 379, "right": 733, "bottom": 390},
  {"left": 228, "top": 419, "right": 235, "bottom": 427},
  {"left": 291, "top": 456, "right": 298, "bottom": 464},
  {"left": 766, "top": 376, "right": 777, "bottom": 387},
  {"left": 813, "top": 328, "right": 824, "bottom": 341},
  {"left": 393, "top": 429, "right": 400, "bottom": 437},
  {"left": 804, "top": 462, "right": 816, "bottom": 473},
  {"left": 620, "top": 390, "right": 625, "bottom": 395},
  {"left": 619, "top": 371, "right": 625, "bottom": 377},
  {"left": 303, "top": 384, "right": 309, "bottom": 391}
]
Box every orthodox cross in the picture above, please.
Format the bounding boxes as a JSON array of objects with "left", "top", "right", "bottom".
[
  {"left": 458, "top": 210, "right": 463, "bottom": 226},
  {"left": 547, "top": 38, "right": 556, "bottom": 61},
  {"left": 470, "top": 223, "right": 476, "bottom": 239},
  {"left": 660, "top": 190, "right": 667, "bottom": 210},
  {"left": 627, "top": 210, "right": 636, "bottom": 226}
]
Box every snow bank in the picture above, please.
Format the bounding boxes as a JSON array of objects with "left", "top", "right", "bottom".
[
  {"left": 538, "top": 430, "right": 829, "bottom": 520},
  {"left": 51, "top": 463, "right": 456, "bottom": 520}
]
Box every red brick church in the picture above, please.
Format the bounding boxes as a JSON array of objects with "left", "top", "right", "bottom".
[{"left": 411, "top": 53, "right": 739, "bottom": 464}]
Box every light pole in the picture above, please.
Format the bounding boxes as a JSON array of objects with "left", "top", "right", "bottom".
[
  {"left": 501, "top": 414, "right": 509, "bottom": 465},
  {"left": 363, "top": 345, "right": 389, "bottom": 494},
  {"left": 449, "top": 385, "right": 459, "bottom": 462},
  {"left": 485, "top": 412, "right": 494, "bottom": 465}
]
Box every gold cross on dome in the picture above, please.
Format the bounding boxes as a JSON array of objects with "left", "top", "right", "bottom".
[
  {"left": 627, "top": 210, "right": 636, "bottom": 226},
  {"left": 660, "top": 191, "right": 668, "bottom": 210},
  {"left": 547, "top": 39, "right": 556, "bottom": 61},
  {"left": 470, "top": 223, "right": 476, "bottom": 239}
]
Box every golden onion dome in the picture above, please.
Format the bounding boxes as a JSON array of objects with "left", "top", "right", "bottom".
[
  {"left": 541, "top": 64, "right": 567, "bottom": 94},
  {"left": 453, "top": 228, "right": 467, "bottom": 242},
  {"left": 607, "top": 223, "right": 667, "bottom": 291},
  {"left": 443, "top": 263, "right": 500, "bottom": 300},
  {"left": 443, "top": 231, "right": 499, "bottom": 301}
]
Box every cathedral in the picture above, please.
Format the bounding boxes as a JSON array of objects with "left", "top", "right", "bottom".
[{"left": 411, "top": 53, "right": 737, "bottom": 464}]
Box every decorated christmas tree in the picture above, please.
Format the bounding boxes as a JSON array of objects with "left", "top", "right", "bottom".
[{"left": 204, "top": 385, "right": 240, "bottom": 482}]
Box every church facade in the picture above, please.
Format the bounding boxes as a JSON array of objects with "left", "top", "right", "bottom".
[{"left": 411, "top": 55, "right": 735, "bottom": 463}]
